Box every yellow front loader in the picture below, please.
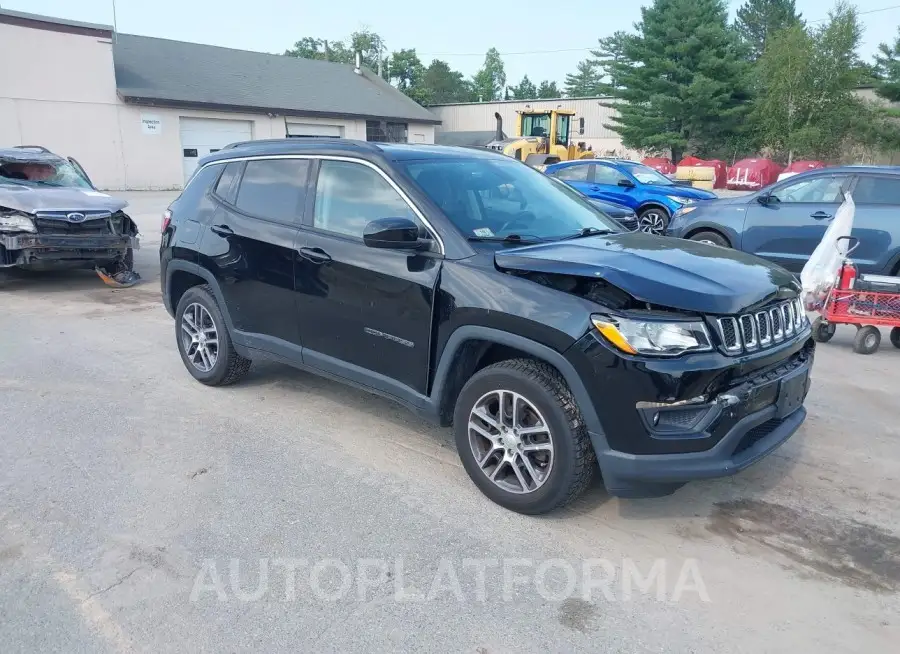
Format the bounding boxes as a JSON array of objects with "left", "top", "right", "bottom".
[{"left": 485, "top": 110, "right": 594, "bottom": 167}]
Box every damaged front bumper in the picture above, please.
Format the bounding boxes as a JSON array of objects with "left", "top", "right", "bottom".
[
  {"left": 570, "top": 328, "right": 815, "bottom": 498},
  {"left": 1, "top": 233, "right": 140, "bottom": 268}
]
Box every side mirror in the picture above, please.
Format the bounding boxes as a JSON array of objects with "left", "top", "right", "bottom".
[
  {"left": 363, "top": 217, "right": 429, "bottom": 251},
  {"left": 757, "top": 194, "right": 770, "bottom": 205},
  {"left": 617, "top": 178, "right": 635, "bottom": 188}
]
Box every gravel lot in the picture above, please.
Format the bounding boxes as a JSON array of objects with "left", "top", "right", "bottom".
[{"left": 1, "top": 191, "right": 898, "bottom": 653}]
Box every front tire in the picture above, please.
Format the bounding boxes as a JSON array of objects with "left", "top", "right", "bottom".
[
  {"left": 689, "top": 230, "right": 730, "bottom": 248},
  {"left": 637, "top": 208, "right": 669, "bottom": 235},
  {"left": 175, "top": 285, "right": 251, "bottom": 386},
  {"left": 853, "top": 326, "right": 881, "bottom": 355},
  {"left": 453, "top": 359, "right": 595, "bottom": 515}
]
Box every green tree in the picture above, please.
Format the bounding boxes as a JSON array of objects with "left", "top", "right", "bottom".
[
  {"left": 537, "top": 80, "right": 561, "bottom": 98},
  {"left": 421, "top": 59, "right": 474, "bottom": 104},
  {"left": 472, "top": 48, "right": 507, "bottom": 101},
  {"left": 591, "top": 31, "right": 630, "bottom": 91},
  {"left": 564, "top": 60, "right": 603, "bottom": 97},
  {"left": 603, "top": 0, "right": 751, "bottom": 162},
  {"left": 285, "top": 29, "right": 387, "bottom": 78},
  {"left": 735, "top": 0, "right": 803, "bottom": 61},
  {"left": 509, "top": 75, "right": 538, "bottom": 100},
  {"left": 875, "top": 28, "right": 900, "bottom": 103},
  {"left": 749, "top": 2, "right": 883, "bottom": 163}
]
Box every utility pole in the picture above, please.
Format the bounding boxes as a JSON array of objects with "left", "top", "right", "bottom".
[{"left": 111, "top": 0, "right": 118, "bottom": 42}]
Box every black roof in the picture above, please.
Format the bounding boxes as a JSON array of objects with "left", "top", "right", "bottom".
[{"left": 112, "top": 33, "right": 440, "bottom": 124}]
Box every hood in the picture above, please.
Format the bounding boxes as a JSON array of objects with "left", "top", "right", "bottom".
[
  {"left": 0, "top": 184, "right": 128, "bottom": 214},
  {"left": 494, "top": 231, "right": 798, "bottom": 315},
  {"left": 645, "top": 184, "right": 718, "bottom": 201}
]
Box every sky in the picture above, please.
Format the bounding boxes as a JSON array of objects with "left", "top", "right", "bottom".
[{"left": 5, "top": 0, "right": 900, "bottom": 86}]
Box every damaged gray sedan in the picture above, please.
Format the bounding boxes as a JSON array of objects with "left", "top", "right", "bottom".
[{"left": 0, "top": 146, "right": 139, "bottom": 280}]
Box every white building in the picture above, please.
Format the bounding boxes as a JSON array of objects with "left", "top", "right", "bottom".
[
  {"left": 430, "top": 97, "right": 635, "bottom": 157},
  {"left": 0, "top": 9, "right": 440, "bottom": 190}
]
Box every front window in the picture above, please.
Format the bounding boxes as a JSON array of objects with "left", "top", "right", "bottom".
[
  {"left": 520, "top": 114, "right": 550, "bottom": 138},
  {"left": 404, "top": 158, "right": 620, "bottom": 241},
  {"left": 0, "top": 157, "right": 92, "bottom": 189},
  {"left": 620, "top": 163, "right": 674, "bottom": 186},
  {"left": 771, "top": 175, "right": 848, "bottom": 203}
]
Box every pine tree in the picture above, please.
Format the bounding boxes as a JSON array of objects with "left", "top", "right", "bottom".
[
  {"left": 875, "top": 28, "right": 900, "bottom": 103},
  {"left": 509, "top": 75, "right": 538, "bottom": 100},
  {"left": 591, "top": 31, "right": 630, "bottom": 91},
  {"left": 603, "top": 0, "right": 751, "bottom": 162},
  {"left": 536, "top": 80, "right": 561, "bottom": 99},
  {"left": 735, "top": 0, "right": 803, "bottom": 61},
  {"left": 564, "top": 60, "right": 603, "bottom": 98}
]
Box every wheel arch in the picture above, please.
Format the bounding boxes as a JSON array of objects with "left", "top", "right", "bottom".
[
  {"left": 636, "top": 201, "right": 671, "bottom": 218},
  {"left": 429, "top": 326, "right": 607, "bottom": 448},
  {"left": 164, "top": 261, "right": 236, "bottom": 332}
]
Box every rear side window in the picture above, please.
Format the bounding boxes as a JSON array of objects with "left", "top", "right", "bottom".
[
  {"left": 235, "top": 159, "right": 310, "bottom": 223},
  {"left": 213, "top": 162, "right": 243, "bottom": 204},
  {"left": 176, "top": 164, "right": 223, "bottom": 212},
  {"left": 553, "top": 165, "right": 591, "bottom": 182},
  {"left": 853, "top": 176, "right": 900, "bottom": 205}
]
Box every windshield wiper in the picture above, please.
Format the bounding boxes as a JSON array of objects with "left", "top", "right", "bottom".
[
  {"left": 558, "top": 227, "right": 616, "bottom": 241},
  {"left": 467, "top": 234, "right": 546, "bottom": 244}
]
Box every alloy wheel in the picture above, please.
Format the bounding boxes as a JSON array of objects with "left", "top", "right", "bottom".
[
  {"left": 181, "top": 303, "right": 219, "bottom": 373},
  {"left": 638, "top": 211, "right": 666, "bottom": 235},
  {"left": 467, "top": 390, "right": 554, "bottom": 494}
]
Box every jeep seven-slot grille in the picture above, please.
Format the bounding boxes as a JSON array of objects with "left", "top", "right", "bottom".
[{"left": 716, "top": 298, "right": 807, "bottom": 354}]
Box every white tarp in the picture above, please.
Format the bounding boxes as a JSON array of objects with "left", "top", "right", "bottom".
[{"left": 800, "top": 193, "right": 855, "bottom": 310}]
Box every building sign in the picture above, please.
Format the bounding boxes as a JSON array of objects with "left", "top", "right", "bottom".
[{"left": 141, "top": 113, "right": 162, "bottom": 135}]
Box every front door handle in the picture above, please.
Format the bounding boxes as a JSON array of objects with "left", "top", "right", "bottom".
[
  {"left": 810, "top": 211, "right": 832, "bottom": 220},
  {"left": 210, "top": 224, "right": 234, "bottom": 236},
  {"left": 298, "top": 246, "right": 332, "bottom": 264}
]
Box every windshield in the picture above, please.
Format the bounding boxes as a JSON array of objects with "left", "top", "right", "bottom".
[
  {"left": 404, "top": 157, "right": 621, "bottom": 241},
  {"left": 0, "top": 157, "right": 92, "bottom": 189},
  {"left": 621, "top": 163, "right": 674, "bottom": 186}
]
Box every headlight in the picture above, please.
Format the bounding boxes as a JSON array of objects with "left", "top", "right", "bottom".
[
  {"left": 0, "top": 212, "right": 36, "bottom": 233},
  {"left": 673, "top": 206, "right": 698, "bottom": 218},
  {"left": 671, "top": 196, "right": 696, "bottom": 205},
  {"left": 592, "top": 315, "right": 713, "bottom": 356}
]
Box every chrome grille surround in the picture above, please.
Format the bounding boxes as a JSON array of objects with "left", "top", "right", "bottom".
[{"left": 716, "top": 299, "right": 807, "bottom": 354}]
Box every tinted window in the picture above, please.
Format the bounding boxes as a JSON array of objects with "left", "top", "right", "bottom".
[
  {"left": 852, "top": 175, "right": 900, "bottom": 205},
  {"left": 213, "top": 162, "right": 242, "bottom": 204},
  {"left": 405, "top": 158, "right": 620, "bottom": 240},
  {"left": 177, "top": 164, "right": 223, "bottom": 212},
  {"left": 771, "top": 175, "right": 848, "bottom": 203},
  {"left": 235, "top": 159, "right": 310, "bottom": 222},
  {"left": 594, "top": 165, "right": 628, "bottom": 185},
  {"left": 314, "top": 160, "right": 416, "bottom": 238},
  {"left": 554, "top": 165, "right": 591, "bottom": 182}
]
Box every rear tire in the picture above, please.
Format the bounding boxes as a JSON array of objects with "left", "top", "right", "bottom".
[
  {"left": 453, "top": 358, "right": 595, "bottom": 515},
  {"left": 890, "top": 327, "right": 900, "bottom": 349},
  {"left": 811, "top": 317, "right": 836, "bottom": 343},
  {"left": 175, "top": 285, "right": 251, "bottom": 386},
  {"left": 853, "top": 326, "right": 881, "bottom": 355},
  {"left": 689, "top": 230, "right": 730, "bottom": 248}
]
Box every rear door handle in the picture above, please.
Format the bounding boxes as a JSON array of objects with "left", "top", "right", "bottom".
[
  {"left": 298, "top": 246, "right": 332, "bottom": 264},
  {"left": 210, "top": 224, "right": 234, "bottom": 236},
  {"left": 810, "top": 211, "right": 832, "bottom": 220}
]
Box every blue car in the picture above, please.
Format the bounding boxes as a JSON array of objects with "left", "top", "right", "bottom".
[
  {"left": 666, "top": 166, "right": 900, "bottom": 275},
  {"left": 545, "top": 159, "right": 717, "bottom": 234}
]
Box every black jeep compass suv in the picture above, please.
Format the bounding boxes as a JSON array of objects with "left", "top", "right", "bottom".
[{"left": 160, "top": 139, "right": 814, "bottom": 514}]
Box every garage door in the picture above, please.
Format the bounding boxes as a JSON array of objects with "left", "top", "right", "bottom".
[
  {"left": 180, "top": 117, "right": 252, "bottom": 183},
  {"left": 286, "top": 122, "right": 344, "bottom": 138}
]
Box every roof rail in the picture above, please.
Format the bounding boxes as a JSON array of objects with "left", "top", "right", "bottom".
[
  {"left": 220, "top": 138, "right": 383, "bottom": 152},
  {"left": 13, "top": 145, "right": 51, "bottom": 153}
]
